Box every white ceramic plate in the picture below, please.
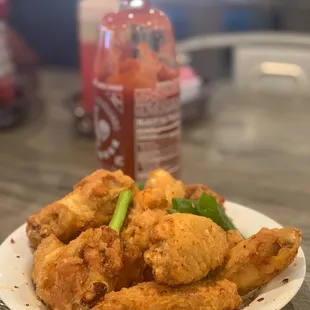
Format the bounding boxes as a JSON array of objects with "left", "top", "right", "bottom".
[{"left": 0, "top": 202, "right": 306, "bottom": 310}]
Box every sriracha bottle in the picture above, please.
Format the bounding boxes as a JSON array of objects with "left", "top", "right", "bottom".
[{"left": 94, "top": 0, "right": 181, "bottom": 181}]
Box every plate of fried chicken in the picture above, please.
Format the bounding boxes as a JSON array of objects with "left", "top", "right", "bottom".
[{"left": 0, "top": 169, "right": 305, "bottom": 310}]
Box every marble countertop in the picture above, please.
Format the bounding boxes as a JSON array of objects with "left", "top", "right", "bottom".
[{"left": 0, "top": 70, "right": 309, "bottom": 309}]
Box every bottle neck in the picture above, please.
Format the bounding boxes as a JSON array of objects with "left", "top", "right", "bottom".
[{"left": 119, "top": 0, "right": 150, "bottom": 10}]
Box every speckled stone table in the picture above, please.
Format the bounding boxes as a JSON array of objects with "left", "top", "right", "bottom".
[{"left": 0, "top": 70, "right": 309, "bottom": 309}]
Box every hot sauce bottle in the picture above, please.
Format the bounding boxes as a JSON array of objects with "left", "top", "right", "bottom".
[{"left": 94, "top": 0, "right": 181, "bottom": 181}]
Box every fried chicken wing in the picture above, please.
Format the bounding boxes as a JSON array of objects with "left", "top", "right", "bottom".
[
  {"left": 185, "top": 184, "right": 225, "bottom": 208},
  {"left": 122, "top": 209, "right": 167, "bottom": 252},
  {"left": 226, "top": 230, "right": 244, "bottom": 249},
  {"left": 33, "top": 226, "right": 123, "bottom": 310},
  {"left": 215, "top": 227, "right": 302, "bottom": 295},
  {"left": 122, "top": 170, "right": 185, "bottom": 253},
  {"left": 134, "top": 169, "right": 185, "bottom": 213},
  {"left": 114, "top": 240, "right": 145, "bottom": 291},
  {"left": 27, "top": 170, "right": 135, "bottom": 248},
  {"left": 145, "top": 169, "right": 185, "bottom": 203},
  {"left": 92, "top": 280, "right": 242, "bottom": 310},
  {"left": 144, "top": 213, "right": 229, "bottom": 285}
]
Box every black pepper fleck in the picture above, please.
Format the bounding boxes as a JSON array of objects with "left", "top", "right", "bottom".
[
  {"left": 10, "top": 238, "right": 15, "bottom": 244},
  {"left": 16, "top": 255, "right": 20, "bottom": 258},
  {"left": 257, "top": 297, "right": 264, "bottom": 302},
  {"left": 282, "top": 278, "right": 289, "bottom": 284},
  {"left": 14, "top": 286, "right": 18, "bottom": 288},
  {"left": 25, "top": 304, "right": 29, "bottom": 307}
]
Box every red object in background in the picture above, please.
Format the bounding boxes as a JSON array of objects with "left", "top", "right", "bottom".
[
  {"left": 78, "top": 0, "right": 118, "bottom": 113},
  {"left": 0, "top": 0, "right": 15, "bottom": 105},
  {"left": 0, "top": 0, "right": 8, "bottom": 17},
  {"left": 94, "top": 0, "right": 181, "bottom": 180},
  {"left": 0, "top": 0, "right": 39, "bottom": 129},
  {"left": 8, "top": 28, "right": 38, "bottom": 69},
  {"left": 80, "top": 43, "right": 96, "bottom": 112},
  {"left": 7, "top": 26, "right": 39, "bottom": 96}
]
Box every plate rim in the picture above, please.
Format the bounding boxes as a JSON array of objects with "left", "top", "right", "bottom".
[{"left": 0, "top": 201, "right": 306, "bottom": 310}]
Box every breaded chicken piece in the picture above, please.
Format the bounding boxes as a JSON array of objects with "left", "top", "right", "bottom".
[
  {"left": 33, "top": 226, "right": 145, "bottom": 310},
  {"left": 27, "top": 169, "right": 135, "bottom": 248},
  {"left": 33, "top": 226, "right": 123, "bottom": 310},
  {"left": 185, "top": 184, "right": 225, "bottom": 208},
  {"left": 144, "top": 213, "right": 229, "bottom": 285},
  {"left": 122, "top": 170, "right": 185, "bottom": 253},
  {"left": 215, "top": 227, "right": 302, "bottom": 295},
  {"left": 114, "top": 240, "right": 145, "bottom": 291},
  {"left": 92, "top": 280, "right": 242, "bottom": 310},
  {"left": 134, "top": 169, "right": 185, "bottom": 213},
  {"left": 122, "top": 209, "right": 167, "bottom": 252},
  {"left": 227, "top": 230, "right": 244, "bottom": 249}
]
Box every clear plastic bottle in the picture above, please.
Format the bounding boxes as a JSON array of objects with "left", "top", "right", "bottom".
[{"left": 94, "top": 0, "right": 181, "bottom": 180}]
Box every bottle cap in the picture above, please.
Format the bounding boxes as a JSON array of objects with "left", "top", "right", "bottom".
[{"left": 119, "top": 0, "right": 150, "bottom": 10}]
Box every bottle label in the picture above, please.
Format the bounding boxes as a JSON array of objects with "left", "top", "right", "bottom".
[
  {"left": 134, "top": 78, "right": 180, "bottom": 180},
  {"left": 94, "top": 81, "right": 126, "bottom": 172},
  {"left": 94, "top": 78, "right": 181, "bottom": 180}
]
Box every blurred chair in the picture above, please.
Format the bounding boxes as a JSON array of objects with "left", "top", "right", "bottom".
[{"left": 233, "top": 44, "right": 310, "bottom": 96}]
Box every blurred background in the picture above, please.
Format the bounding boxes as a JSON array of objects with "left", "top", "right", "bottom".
[
  {"left": 0, "top": 0, "right": 310, "bottom": 241},
  {"left": 7, "top": 0, "right": 309, "bottom": 67},
  {"left": 5, "top": 0, "right": 310, "bottom": 126}
]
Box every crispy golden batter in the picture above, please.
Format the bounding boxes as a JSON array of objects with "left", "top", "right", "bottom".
[
  {"left": 27, "top": 170, "right": 135, "bottom": 248},
  {"left": 33, "top": 226, "right": 123, "bottom": 310},
  {"left": 92, "top": 280, "right": 242, "bottom": 310},
  {"left": 144, "top": 169, "right": 185, "bottom": 204},
  {"left": 114, "top": 240, "right": 145, "bottom": 291},
  {"left": 144, "top": 214, "right": 229, "bottom": 285},
  {"left": 122, "top": 209, "right": 167, "bottom": 252},
  {"left": 134, "top": 169, "right": 185, "bottom": 213},
  {"left": 226, "top": 230, "right": 244, "bottom": 249},
  {"left": 33, "top": 226, "right": 146, "bottom": 310},
  {"left": 122, "top": 170, "right": 185, "bottom": 253},
  {"left": 215, "top": 227, "right": 302, "bottom": 295},
  {"left": 185, "top": 184, "right": 225, "bottom": 208}
]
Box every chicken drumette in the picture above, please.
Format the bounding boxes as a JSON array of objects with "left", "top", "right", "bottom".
[
  {"left": 33, "top": 225, "right": 144, "bottom": 310},
  {"left": 214, "top": 227, "right": 302, "bottom": 295},
  {"left": 27, "top": 170, "right": 135, "bottom": 248},
  {"left": 92, "top": 279, "right": 242, "bottom": 310},
  {"left": 132, "top": 169, "right": 185, "bottom": 214},
  {"left": 122, "top": 169, "right": 185, "bottom": 253},
  {"left": 144, "top": 213, "right": 229, "bottom": 285}
]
